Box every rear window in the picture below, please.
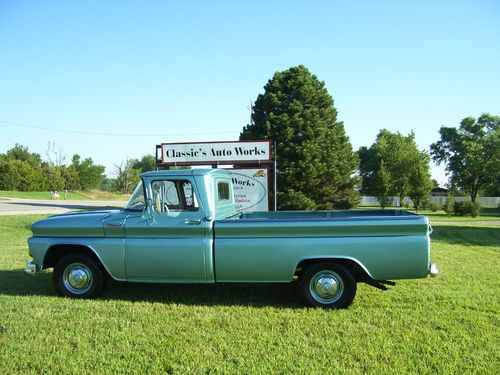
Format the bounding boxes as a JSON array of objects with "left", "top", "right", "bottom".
[{"left": 217, "top": 181, "right": 231, "bottom": 202}]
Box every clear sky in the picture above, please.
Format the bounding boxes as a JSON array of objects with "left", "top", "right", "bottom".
[{"left": 1, "top": 0, "right": 499, "bottom": 186}]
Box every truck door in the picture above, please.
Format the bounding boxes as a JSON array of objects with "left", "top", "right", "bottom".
[{"left": 123, "top": 178, "right": 213, "bottom": 282}]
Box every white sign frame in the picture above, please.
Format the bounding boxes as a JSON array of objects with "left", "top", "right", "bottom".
[
  {"left": 159, "top": 141, "right": 272, "bottom": 165},
  {"left": 228, "top": 168, "right": 269, "bottom": 212}
]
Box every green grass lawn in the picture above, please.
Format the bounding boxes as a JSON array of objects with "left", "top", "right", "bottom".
[
  {"left": 0, "top": 216, "right": 498, "bottom": 374},
  {"left": 357, "top": 206, "right": 500, "bottom": 221},
  {"left": 0, "top": 190, "right": 129, "bottom": 201},
  {"left": 419, "top": 207, "right": 499, "bottom": 221}
]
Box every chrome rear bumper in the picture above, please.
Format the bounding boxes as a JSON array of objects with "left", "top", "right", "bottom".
[
  {"left": 25, "top": 261, "right": 38, "bottom": 276},
  {"left": 429, "top": 262, "right": 439, "bottom": 277}
]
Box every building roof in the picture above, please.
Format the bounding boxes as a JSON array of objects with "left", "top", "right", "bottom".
[{"left": 431, "top": 187, "right": 448, "bottom": 193}]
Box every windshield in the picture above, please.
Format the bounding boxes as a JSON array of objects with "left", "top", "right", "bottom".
[{"left": 125, "top": 181, "right": 145, "bottom": 210}]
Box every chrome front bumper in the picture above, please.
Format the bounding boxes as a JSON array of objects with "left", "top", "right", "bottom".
[
  {"left": 429, "top": 262, "right": 439, "bottom": 277},
  {"left": 25, "top": 261, "right": 38, "bottom": 276}
]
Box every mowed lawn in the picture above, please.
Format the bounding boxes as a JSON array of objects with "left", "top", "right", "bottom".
[{"left": 0, "top": 216, "right": 498, "bottom": 374}]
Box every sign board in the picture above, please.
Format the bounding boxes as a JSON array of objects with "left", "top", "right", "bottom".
[
  {"left": 159, "top": 141, "right": 271, "bottom": 165},
  {"left": 228, "top": 168, "right": 269, "bottom": 212}
]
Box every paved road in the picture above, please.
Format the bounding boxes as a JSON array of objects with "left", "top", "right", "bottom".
[{"left": 0, "top": 198, "right": 127, "bottom": 216}]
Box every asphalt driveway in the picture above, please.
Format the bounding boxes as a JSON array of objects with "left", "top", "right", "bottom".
[{"left": 0, "top": 198, "right": 127, "bottom": 216}]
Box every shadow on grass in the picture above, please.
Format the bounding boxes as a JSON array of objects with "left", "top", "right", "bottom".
[
  {"left": 431, "top": 225, "right": 500, "bottom": 246},
  {"left": 0, "top": 269, "right": 302, "bottom": 308},
  {"left": 480, "top": 207, "right": 500, "bottom": 216}
]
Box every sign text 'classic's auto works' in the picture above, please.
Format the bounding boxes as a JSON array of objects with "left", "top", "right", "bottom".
[{"left": 159, "top": 141, "right": 271, "bottom": 165}]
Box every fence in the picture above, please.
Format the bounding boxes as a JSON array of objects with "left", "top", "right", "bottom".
[{"left": 359, "top": 196, "right": 499, "bottom": 208}]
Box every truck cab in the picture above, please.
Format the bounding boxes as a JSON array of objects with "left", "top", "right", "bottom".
[{"left": 121, "top": 169, "right": 234, "bottom": 282}]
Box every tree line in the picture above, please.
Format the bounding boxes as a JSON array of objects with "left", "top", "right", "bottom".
[
  {"left": 0, "top": 145, "right": 105, "bottom": 192},
  {"left": 1, "top": 65, "right": 498, "bottom": 209},
  {"left": 241, "top": 65, "right": 499, "bottom": 210}
]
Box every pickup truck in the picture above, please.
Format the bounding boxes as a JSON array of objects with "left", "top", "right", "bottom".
[{"left": 26, "top": 169, "right": 438, "bottom": 308}]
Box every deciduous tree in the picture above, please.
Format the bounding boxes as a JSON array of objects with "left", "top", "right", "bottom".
[
  {"left": 430, "top": 114, "right": 500, "bottom": 202},
  {"left": 112, "top": 158, "right": 140, "bottom": 194},
  {"left": 133, "top": 154, "right": 157, "bottom": 172},
  {"left": 68, "top": 154, "right": 105, "bottom": 190},
  {"left": 359, "top": 130, "right": 432, "bottom": 208}
]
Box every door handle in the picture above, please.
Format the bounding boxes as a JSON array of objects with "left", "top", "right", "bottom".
[{"left": 184, "top": 218, "right": 202, "bottom": 225}]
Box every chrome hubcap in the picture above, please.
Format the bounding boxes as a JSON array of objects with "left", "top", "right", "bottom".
[
  {"left": 309, "top": 270, "right": 344, "bottom": 304},
  {"left": 62, "top": 263, "right": 93, "bottom": 294}
]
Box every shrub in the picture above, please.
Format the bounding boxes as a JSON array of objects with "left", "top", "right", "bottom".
[
  {"left": 463, "top": 201, "right": 481, "bottom": 217},
  {"left": 429, "top": 203, "right": 439, "bottom": 212},
  {"left": 453, "top": 201, "right": 481, "bottom": 217},
  {"left": 454, "top": 201, "right": 465, "bottom": 216},
  {"left": 443, "top": 195, "right": 454, "bottom": 217}
]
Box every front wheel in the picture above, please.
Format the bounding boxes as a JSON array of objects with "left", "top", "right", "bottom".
[
  {"left": 298, "top": 262, "right": 357, "bottom": 308},
  {"left": 53, "top": 254, "right": 106, "bottom": 299}
]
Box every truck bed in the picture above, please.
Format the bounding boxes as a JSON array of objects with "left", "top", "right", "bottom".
[{"left": 214, "top": 210, "right": 431, "bottom": 282}]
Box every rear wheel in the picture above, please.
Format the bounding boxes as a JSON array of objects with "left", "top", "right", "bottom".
[
  {"left": 298, "top": 262, "right": 356, "bottom": 308},
  {"left": 53, "top": 254, "right": 106, "bottom": 299}
]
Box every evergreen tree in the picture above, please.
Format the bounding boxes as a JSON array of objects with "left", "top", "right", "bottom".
[
  {"left": 408, "top": 160, "right": 432, "bottom": 212},
  {"left": 240, "top": 65, "right": 359, "bottom": 210},
  {"left": 375, "top": 160, "right": 391, "bottom": 209}
]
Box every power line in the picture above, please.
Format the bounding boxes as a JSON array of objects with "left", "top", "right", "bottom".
[{"left": 0, "top": 120, "right": 240, "bottom": 137}]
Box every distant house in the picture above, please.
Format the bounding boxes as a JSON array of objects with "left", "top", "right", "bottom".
[{"left": 431, "top": 187, "right": 448, "bottom": 197}]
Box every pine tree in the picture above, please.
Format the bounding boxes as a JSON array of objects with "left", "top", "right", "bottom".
[
  {"left": 375, "top": 160, "right": 391, "bottom": 209},
  {"left": 240, "top": 65, "right": 359, "bottom": 210}
]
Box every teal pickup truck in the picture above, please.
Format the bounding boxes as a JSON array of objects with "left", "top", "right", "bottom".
[{"left": 26, "top": 169, "right": 438, "bottom": 308}]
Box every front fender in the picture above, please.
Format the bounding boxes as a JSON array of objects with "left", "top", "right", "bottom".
[{"left": 27, "top": 237, "right": 126, "bottom": 281}]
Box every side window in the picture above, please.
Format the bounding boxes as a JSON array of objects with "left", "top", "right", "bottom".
[
  {"left": 217, "top": 180, "right": 231, "bottom": 203},
  {"left": 151, "top": 180, "right": 198, "bottom": 213}
]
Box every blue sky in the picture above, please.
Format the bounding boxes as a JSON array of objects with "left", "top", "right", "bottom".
[{"left": 1, "top": 0, "right": 499, "bottom": 185}]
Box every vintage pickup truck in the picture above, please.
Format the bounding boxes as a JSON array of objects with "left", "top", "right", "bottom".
[{"left": 26, "top": 169, "right": 438, "bottom": 308}]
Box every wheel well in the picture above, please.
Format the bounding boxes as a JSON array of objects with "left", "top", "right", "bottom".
[
  {"left": 294, "top": 258, "right": 370, "bottom": 282},
  {"left": 43, "top": 244, "right": 106, "bottom": 274}
]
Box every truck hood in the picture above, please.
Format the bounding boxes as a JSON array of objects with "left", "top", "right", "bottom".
[{"left": 31, "top": 210, "right": 120, "bottom": 237}]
